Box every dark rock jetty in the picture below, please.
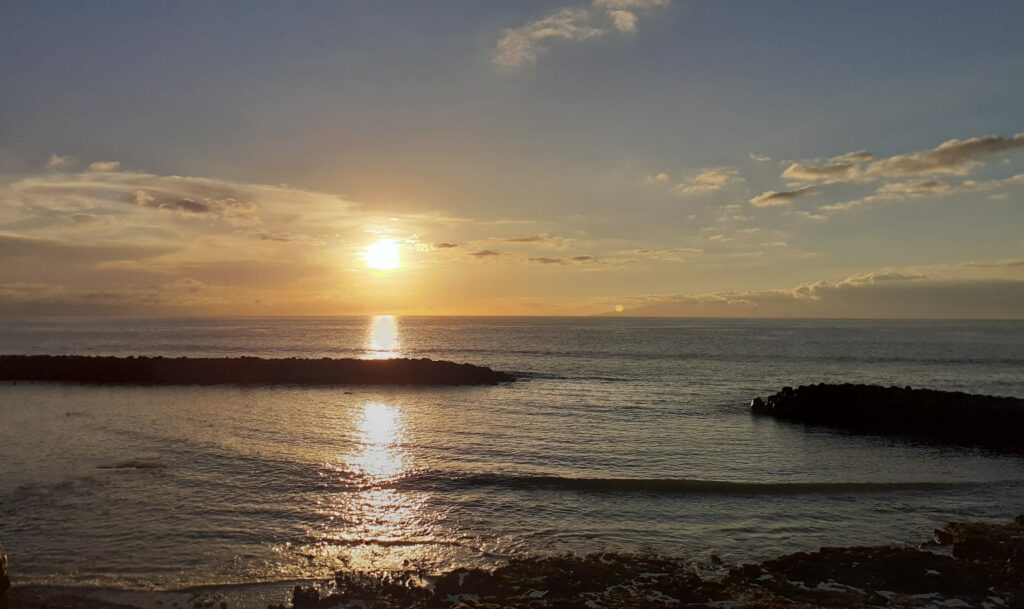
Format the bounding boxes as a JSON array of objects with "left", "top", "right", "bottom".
[
  {"left": 750, "top": 383, "right": 1024, "bottom": 452},
  {"left": 0, "top": 355, "right": 514, "bottom": 386}
]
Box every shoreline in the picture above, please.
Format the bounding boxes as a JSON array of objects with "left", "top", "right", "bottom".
[{"left": 5, "top": 516, "right": 1023, "bottom": 609}]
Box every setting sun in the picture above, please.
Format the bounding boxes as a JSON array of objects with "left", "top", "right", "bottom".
[{"left": 363, "top": 239, "right": 401, "bottom": 270}]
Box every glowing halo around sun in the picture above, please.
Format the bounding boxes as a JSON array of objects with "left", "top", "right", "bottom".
[{"left": 363, "top": 238, "right": 401, "bottom": 270}]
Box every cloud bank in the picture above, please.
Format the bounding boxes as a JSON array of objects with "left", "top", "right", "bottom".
[{"left": 617, "top": 269, "right": 1024, "bottom": 319}]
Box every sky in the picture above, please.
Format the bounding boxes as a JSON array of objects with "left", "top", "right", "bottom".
[{"left": 1, "top": 0, "right": 1023, "bottom": 317}]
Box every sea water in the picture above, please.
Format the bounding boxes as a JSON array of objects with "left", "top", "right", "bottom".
[{"left": 1, "top": 317, "right": 1022, "bottom": 593}]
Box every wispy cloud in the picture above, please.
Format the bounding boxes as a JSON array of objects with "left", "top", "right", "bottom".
[
  {"left": 783, "top": 133, "right": 1024, "bottom": 183},
  {"left": 749, "top": 185, "right": 816, "bottom": 207},
  {"left": 47, "top": 153, "right": 76, "bottom": 169},
  {"left": 821, "top": 173, "right": 1023, "bottom": 213},
  {"left": 673, "top": 168, "right": 742, "bottom": 196},
  {"left": 88, "top": 161, "right": 121, "bottom": 172},
  {"left": 494, "top": 0, "right": 670, "bottom": 70}
]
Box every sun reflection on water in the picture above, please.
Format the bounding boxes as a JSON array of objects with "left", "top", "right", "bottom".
[
  {"left": 365, "top": 315, "right": 401, "bottom": 359},
  {"left": 308, "top": 401, "right": 451, "bottom": 571},
  {"left": 347, "top": 402, "right": 405, "bottom": 482}
]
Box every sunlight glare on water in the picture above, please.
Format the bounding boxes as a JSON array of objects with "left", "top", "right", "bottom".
[
  {"left": 347, "top": 402, "right": 406, "bottom": 482},
  {"left": 316, "top": 401, "right": 441, "bottom": 571},
  {"left": 364, "top": 315, "right": 401, "bottom": 359}
]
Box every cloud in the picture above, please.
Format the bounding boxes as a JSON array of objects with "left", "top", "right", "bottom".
[
  {"left": 0, "top": 163, "right": 434, "bottom": 314},
  {"left": 505, "top": 235, "right": 549, "bottom": 243},
  {"left": 784, "top": 133, "right": 1024, "bottom": 184},
  {"left": 469, "top": 249, "right": 500, "bottom": 257},
  {"left": 570, "top": 255, "right": 595, "bottom": 262},
  {"left": 433, "top": 242, "right": 459, "bottom": 249},
  {"left": 494, "top": 0, "right": 670, "bottom": 69},
  {"left": 47, "top": 153, "right": 75, "bottom": 169},
  {"left": 749, "top": 185, "right": 816, "bottom": 207},
  {"left": 750, "top": 153, "right": 772, "bottom": 162},
  {"left": 616, "top": 269, "right": 1024, "bottom": 318},
  {"left": 608, "top": 10, "right": 637, "bottom": 32},
  {"left": 494, "top": 8, "right": 603, "bottom": 69},
  {"left": 89, "top": 161, "right": 121, "bottom": 172},
  {"left": 132, "top": 188, "right": 256, "bottom": 219},
  {"left": 620, "top": 246, "right": 701, "bottom": 262},
  {"left": 865, "top": 133, "right": 1024, "bottom": 178},
  {"left": 961, "top": 258, "right": 1024, "bottom": 269},
  {"left": 498, "top": 233, "right": 577, "bottom": 250},
  {"left": 255, "top": 232, "right": 326, "bottom": 245},
  {"left": 0, "top": 277, "right": 260, "bottom": 317},
  {"left": 782, "top": 161, "right": 861, "bottom": 182},
  {"left": 647, "top": 171, "right": 671, "bottom": 183},
  {"left": 673, "top": 168, "right": 742, "bottom": 196},
  {"left": 529, "top": 257, "right": 563, "bottom": 264},
  {"left": 876, "top": 180, "right": 951, "bottom": 195},
  {"left": 818, "top": 172, "right": 1024, "bottom": 213},
  {"left": 830, "top": 151, "right": 875, "bottom": 164},
  {"left": 5, "top": 169, "right": 347, "bottom": 226},
  {"left": 0, "top": 231, "right": 174, "bottom": 264}
]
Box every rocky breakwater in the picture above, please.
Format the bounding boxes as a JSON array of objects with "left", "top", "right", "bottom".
[
  {"left": 0, "top": 355, "right": 515, "bottom": 386},
  {"left": 750, "top": 383, "right": 1024, "bottom": 452}
]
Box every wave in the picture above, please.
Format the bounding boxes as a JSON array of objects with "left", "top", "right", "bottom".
[
  {"left": 381, "top": 471, "right": 1008, "bottom": 496},
  {"left": 97, "top": 459, "right": 169, "bottom": 470},
  {"left": 511, "top": 371, "right": 629, "bottom": 382}
]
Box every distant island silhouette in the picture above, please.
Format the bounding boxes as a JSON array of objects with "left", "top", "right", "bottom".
[{"left": 0, "top": 355, "right": 514, "bottom": 386}]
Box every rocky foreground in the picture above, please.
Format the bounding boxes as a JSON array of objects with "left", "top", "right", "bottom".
[
  {"left": 0, "top": 355, "right": 514, "bottom": 386},
  {"left": 7, "top": 517, "right": 1024, "bottom": 609},
  {"left": 750, "top": 383, "right": 1024, "bottom": 452}
]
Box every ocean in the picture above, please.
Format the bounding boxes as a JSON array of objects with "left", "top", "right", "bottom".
[{"left": 1, "top": 317, "right": 1023, "bottom": 599}]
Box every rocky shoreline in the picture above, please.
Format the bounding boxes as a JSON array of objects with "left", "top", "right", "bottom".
[
  {"left": 750, "top": 383, "right": 1024, "bottom": 452},
  {"left": 4, "top": 516, "right": 1023, "bottom": 609},
  {"left": 0, "top": 355, "right": 514, "bottom": 387}
]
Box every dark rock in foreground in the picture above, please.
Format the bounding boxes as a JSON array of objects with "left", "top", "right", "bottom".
[
  {"left": 6, "top": 517, "right": 1024, "bottom": 608},
  {"left": 750, "top": 383, "right": 1024, "bottom": 452},
  {"left": 0, "top": 355, "right": 514, "bottom": 386},
  {"left": 278, "top": 516, "right": 1024, "bottom": 608}
]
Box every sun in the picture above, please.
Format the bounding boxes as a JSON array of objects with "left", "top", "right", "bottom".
[{"left": 363, "top": 238, "right": 401, "bottom": 270}]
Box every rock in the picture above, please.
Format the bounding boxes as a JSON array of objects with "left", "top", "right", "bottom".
[
  {"left": 747, "top": 383, "right": 1024, "bottom": 452},
  {"left": 1, "top": 545, "right": 9, "bottom": 596},
  {"left": 749, "top": 397, "right": 766, "bottom": 413},
  {"left": 291, "top": 586, "right": 319, "bottom": 609},
  {"left": 934, "top": 528, "right": 954, "bottom": 545}
]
